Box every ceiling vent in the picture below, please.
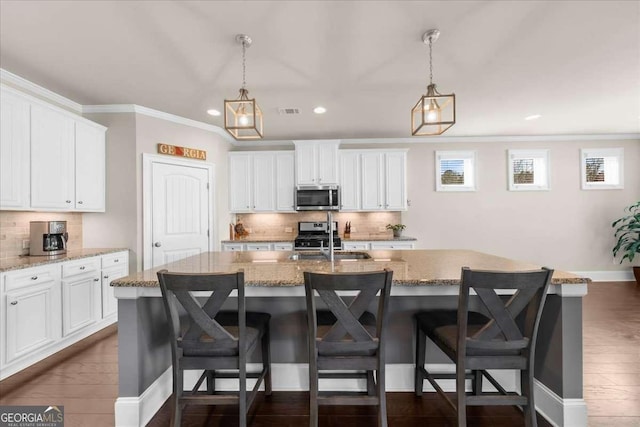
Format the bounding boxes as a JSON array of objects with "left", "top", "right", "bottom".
[{"left": 278, "top": 107, "right": 300, "bottom": 115}]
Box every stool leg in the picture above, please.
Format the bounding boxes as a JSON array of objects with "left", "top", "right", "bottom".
[
  {"left": 377, "top": 367, "right": 388, "bottom": 427},
  {"left": 172, "top": 368, "right": 182, "bottom": 427},
  {"left": 456, "top": 362, "right": 467, "bottom": 427},
  {"left": 521, "top": 368, "right": 537, "bottom": 427},
  {"left": 472, "top": 370, "right": 482, "bottom": 395},
  {"left": 367, "top": 371, "right": 375, "bottom": 396},
  {"left": 414, "top": 320, "right": 427, "bottom": 396},
  {"left": 262, "top": 327, "right": 272, "bottom": 396}
]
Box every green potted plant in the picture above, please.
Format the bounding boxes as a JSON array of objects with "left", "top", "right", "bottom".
[
  {"left": 386, "top": 223, "right": 406, "bottom": 238},
  {"left": 612, "top": 201, "right": 640, "bottom": 285}
]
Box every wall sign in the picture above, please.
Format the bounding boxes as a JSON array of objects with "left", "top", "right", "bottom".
[{"left": 157, "top": 143, "right": 206, "bottom": 160}]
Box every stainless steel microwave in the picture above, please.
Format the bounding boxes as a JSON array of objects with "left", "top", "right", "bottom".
[{"left": 294, "top": 185, "right": 340, "bottom": 211}]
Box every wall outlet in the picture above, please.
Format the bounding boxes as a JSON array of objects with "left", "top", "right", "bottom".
[
  {"left": 378, "top": 226, "right": 386, "bottom": 232},
  {"left": 285, "top": 227, "right": 293, "bottom": 233},
  {"left": 350, "top": 227, "right": 357, "bottom": 232},
  {"left": 22, "top": 239, "right": 30, "bottom": 249}
]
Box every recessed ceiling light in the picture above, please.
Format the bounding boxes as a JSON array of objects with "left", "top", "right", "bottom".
[
  {"left": 313, "top": 106, "right": 327, "bottom": 114},
  {"left": 525, "top": 114, "right": 542, "bottom": 121},
  {"left": 207, "top": 109, "right": 221, "bottom": 116}
]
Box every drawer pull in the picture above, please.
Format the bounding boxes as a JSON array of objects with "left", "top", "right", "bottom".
[
  {"left": 80, "top": 266, "right": 86, "bottom": 270},
  {"left": 94, "top": 278, "right": 100, "bottom": 282},
  {"left": 78, "top": 200, "right": 83, "bottom": 204},
  {"left": 66, "top": 200, "right": 71, "bottom": 203},
  {"left": 104, "top": 275, "right": 109, "bottom": 279},
  {"left": 10, "top": 301, "right": 18, "bottom": 305},
  {"left": 31, "top": 276, "right": 38, "bottom": 280},
  {"left": 114, "top": 259, "right": 119, "bottom": 263}
]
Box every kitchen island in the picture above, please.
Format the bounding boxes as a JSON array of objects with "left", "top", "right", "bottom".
[{"left": 112, "top": 250, "right": 588, "bottom": 427}]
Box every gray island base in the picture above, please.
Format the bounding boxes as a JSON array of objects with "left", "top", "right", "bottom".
[{"left": 112, "top": 250, "right": 588, "bottom": 427}]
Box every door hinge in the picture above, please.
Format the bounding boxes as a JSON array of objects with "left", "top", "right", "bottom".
[
  {"left": 207, "top": 229, "right": 210, "bottom": 237},
  {"left": 206, "top": 183, "right": 210, "bottom": 190}
]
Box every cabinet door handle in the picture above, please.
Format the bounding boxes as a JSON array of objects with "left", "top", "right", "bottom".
[
  {"left": 94, "top": 278, "right": 100, "bottom": 282},
  {"left": 104, "top": 275, "right": 109, "bottom": 279},
  {"left": 10, "top": 301, "right": 18, "bottom": 305},
  {"left": 78, "top": 201, "right": 83, "bottom": 204},
  {"left": 114, "top": 259, "right": 119, "bottom": 263},
  {"left": 154, "top": 242, "right": 162, "bottom": 247},
  {"left": 66, "top": 200, "right": 71, "bottom": 203},
  {"left": 31, "top": 276, "right": 38, "bottom": 280},
  {"left": 80, "top": 266, "right": 86, "bottom": 270}
]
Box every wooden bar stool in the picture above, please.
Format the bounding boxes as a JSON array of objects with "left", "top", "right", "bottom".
[
  {"left": 304, "top": 269, "right": 393, "bottom": 427},
  {"left": 414, "top": 267, "right": 553, "bottom": 427},
  {"left": 157, "top": 269, "right": 272, "bottom": 427}
]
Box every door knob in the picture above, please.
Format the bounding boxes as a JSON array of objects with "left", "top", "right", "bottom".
[{"left": 154, "top": 242, "right": 162, "bottom": 247}]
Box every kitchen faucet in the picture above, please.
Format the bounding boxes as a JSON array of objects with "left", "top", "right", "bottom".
[{"left": 320, "top": 211, "right": 335, "bottom": 262}]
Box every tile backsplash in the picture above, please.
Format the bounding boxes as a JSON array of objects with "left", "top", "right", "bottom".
[
  {"left": 231, "top": 212, "right": 403, "bottom": 240},
  {"left": 0, "top": 211, "right": 83, "bottom": 259}
]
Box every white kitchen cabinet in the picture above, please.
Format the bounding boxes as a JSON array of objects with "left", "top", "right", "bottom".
[
  {"left": 222, "top": 243, "right": 245, "bottom": 252},
  {"left": 229, "top": 153, "right": 252, "bottom": 212},
  {"left": 276, "top": 152, "right": 295, "bottom": 211},
  {"left": 342, "top": 241, "right": 370, "bottom": 250},
  {"left": 253, "top": 153, "right": 276, "bottom": 211},
  {"left": 370, "top": 241, "right": 415, "bottom": 250},
  {"left": 0, "top": 87, "right": 30, "bottom": 210},
  {"left": 61, "top": 257, "right": 101, "bottom": 336},
  {"left": 30, "top": 103, "right": 76, "bottom": 209},
  {"left": 3, "top": 265, "right": 61, "bottom": 365},
  {"left": 75, "top": 121, "right": 106, "bottom": 211},
  {"left": 229, "top": 151, "right": 295, "bottom": 213},
  {"left": 294, "top": 140, "right": 340, "bottom": 185},
  {"left": 361, "top": 150, "right": 407, "bottom": 211},
  {"left": 0, "top": 86, "right": 107, "bottom": 212},
  {"left": 339, "top": 151, "right": 361, "bottom": 211},
  {"left": 101, "top": 251, "right": 129, "bottom": 319},
  {"left": 273, "top": 242, "right": 294, "bottom": 251},
  {"left": 246, "top": 243, "right": 272, "bottom": 251}
]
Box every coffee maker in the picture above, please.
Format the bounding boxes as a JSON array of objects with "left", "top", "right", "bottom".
[{"left": 29, "top": 221, "right": 68, "bottom": 256}]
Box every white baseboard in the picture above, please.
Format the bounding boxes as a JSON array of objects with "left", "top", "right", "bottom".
[
  {"left": 535, "top": 379, "right": 588, "bottom": 427},
  {"left": 571, "top": 270, "right": 634, "bottom": 282},
  {"left": 114, "top": 363, "right": 586, "bottom": 427}
]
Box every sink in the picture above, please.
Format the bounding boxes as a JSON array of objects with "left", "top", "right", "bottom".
[{"left": 289, "top": 251, "right": 371, "bottom": 261}]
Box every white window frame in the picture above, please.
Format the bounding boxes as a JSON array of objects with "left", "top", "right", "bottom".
[
  {"left": 581, "top": 148, "right": 624, "bottom": 190},
  {"left": 507, "top": 149, "right": 550, "bottom": 191},
  {"left": 435, "top": 150, "right": 477, "bottom": 192}
]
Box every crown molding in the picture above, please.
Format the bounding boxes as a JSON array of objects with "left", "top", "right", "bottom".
[
  {"left": 83, "top": 104, "right": 235, "bottom": 144},
  {"left": 0, "top": 68, "right": 83, "bottom": 113}
]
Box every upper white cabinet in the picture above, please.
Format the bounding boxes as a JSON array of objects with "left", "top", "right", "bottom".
[
  {"left": 0, "top": 86, "right": 106, "bottom": 212},
  {"left": 294, "top": 140, "right": 339, "bottom": 185},
  {"left": 341, "top": 149, "right": 407, "bottom": 212},
  {"left": 0, "top": 89, "right": 30, "bottom": 209},
  {"left": 75, "top": 121, "right": 106, "bottom": 211},
  {"left": 339, "top": 151, "right": 361, "bottom": 211},
  {"left": 229, "top": 151, "right": 295, "bottom": 213},
  {"left": 30, "top": 104, "right": 76, "bottom": 209}
]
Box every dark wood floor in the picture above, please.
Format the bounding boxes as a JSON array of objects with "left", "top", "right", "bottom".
[{"left": 0, "top": 281, "right": 638, "bottom": 426}]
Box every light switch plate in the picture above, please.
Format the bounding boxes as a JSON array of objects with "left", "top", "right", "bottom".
[
  {"left": 22, "top": 239, "right": 30, "bottom": 249},
  {"left": 285, "top": 227, "right": 293, "bottom": 233}
]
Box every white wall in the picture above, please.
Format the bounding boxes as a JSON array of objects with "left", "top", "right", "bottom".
[
  {"left": 398, "top": 138, "right": 639, "bottom": 271},
  {"left": 83, "top": 112, "right": 232, "bottom": 272}
]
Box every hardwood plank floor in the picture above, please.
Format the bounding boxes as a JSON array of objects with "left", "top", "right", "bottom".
[{"left": 0, "top": 281, "right": 637, "bottom": 426}]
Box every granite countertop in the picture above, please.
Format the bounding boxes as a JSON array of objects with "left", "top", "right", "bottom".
[
  {"left": 220, "top": 235, "right": 417, "bottom": 244},
  {"left": 112, "top": 249, "right": 588, "bottom": 288},
  {"left": 0, "top": 248, "right": 129, "bottom": 273}
]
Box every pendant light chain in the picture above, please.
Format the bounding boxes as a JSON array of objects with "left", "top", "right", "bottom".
[
  {"left": 242, "top": 40, "right": 247, "bottom": 90},
  {"left": 428, "top": 37, "right": 433, "bottom": 86}
]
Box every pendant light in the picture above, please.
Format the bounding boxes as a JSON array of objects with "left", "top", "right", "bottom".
[
  {"left": 224, "top": 34, "right": 263, "bottom": 140},
  {"left": 411, "top": 29, "right": 456, "bottom": 136}
]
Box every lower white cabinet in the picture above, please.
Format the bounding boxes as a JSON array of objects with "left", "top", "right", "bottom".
[
  {"left": 0, "top": 250, "right": 129, "bottom": 380},
  {"left": 4, "top": 265, "right": 61, "bottom": 365},
  {"left": 101, "top": 252, "right": 129, "bottom": 319},
  {"left": 343, "top": 241, "right": 416, "bottom": 250},
  {"left": 62, "top": 257, "right": 101, "bottom": 336},
  {"left": 222, "top": 242, "right": 294, "bottom": 251}
]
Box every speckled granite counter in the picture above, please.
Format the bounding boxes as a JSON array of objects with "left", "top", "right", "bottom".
[
  {"left": 112, "top": 249, "right": 587, "bottom": 288},
  {"left": 220, "top": 236, "right": 418, "bottom": 244},
  {"left": 0, "top": 248, "right": 128, "bottom": 273}
]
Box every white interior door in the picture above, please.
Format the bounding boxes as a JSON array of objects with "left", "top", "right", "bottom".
[{"left": 151, "top": 161, "right": 211, "bottom": 267}]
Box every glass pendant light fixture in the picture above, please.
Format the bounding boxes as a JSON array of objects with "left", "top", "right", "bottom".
[
  {"left": 411, "top": 29, "right": 456, "bottom": 136},
  {"left": 224, "top": 34, "right": 263, "bottom": 140}
]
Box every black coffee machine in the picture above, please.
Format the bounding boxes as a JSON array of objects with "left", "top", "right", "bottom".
[{"left": 29, "top": 221, "right": 68, "bottom": 256}]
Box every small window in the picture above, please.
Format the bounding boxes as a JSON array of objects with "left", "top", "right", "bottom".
[
  {"left": 581, "top": 148, "right": 624, "bottom": 190},
  {"left": 508, "top": 149, "right": 550, "bottom": 191},
  {"left": 435, "top": 151, "right": 476, "bottom": 191}
]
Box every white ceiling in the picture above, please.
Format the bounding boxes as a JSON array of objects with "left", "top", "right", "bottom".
[{"left": 1, "top": 1, "right": 639, "bottom": 142}]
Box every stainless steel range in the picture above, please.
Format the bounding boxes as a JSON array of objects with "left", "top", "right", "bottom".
[{"left": 294, "top": 221, "right": 341, "bottom": 250}]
